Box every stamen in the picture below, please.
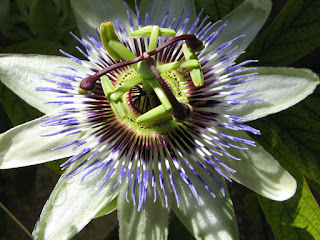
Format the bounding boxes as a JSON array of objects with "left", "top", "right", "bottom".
[
  {"left": 100, "top": 22, "right": 122, "bottom": 61},
  {"left": 182, "top": 44, "right": 204, "bottom": 87},
  {"left": 100, "top": 22, "right": 137, "bottom": 61},
  {"left": 100, "top": 75, "right": 127, "bottom": 118}
]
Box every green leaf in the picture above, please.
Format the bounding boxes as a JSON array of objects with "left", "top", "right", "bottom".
[
  {"left": 104, "top": 226, "right": 119, "bottom": 240},
  {"left": 0, "top": 38, "right": 82, "bottom": 58},
  {"left": 258, "top": 87, "right": 320, "bottom": 189},
  {"left": 242, "top": 0, "right": 320, "bottom": 66},
  {"left": 259, "top": 179, "right": 320, "bottom": 240},
  {"left": 1, "top": 39, "right": 63, "bottom": 55},
  {"left": 0, "top": 82, "right": 42, "bottom": 126},
  {"left": 0, "top": 0, "right": 9, "bottom": 26},
  {"left": 250, "top": 111, "right": 320, "bottom": 239},
  {"left": 29, "top": 0, "right": 59, "bottom": 39},
  {"left": 139, "top": 0, "right": 196, "bottom": 27},
  {"left": 168, "top": 214, "right": 194, "bottom": 240},
  {"left": 0, "top": 103, "right": 12, "bottom": 133},
  {"left": 14, "top": 166, "right": 37, "bottom": 199},
  {"left": 293, "top": 86, "right": 320, "bottom": 121},
  {"left": 195, "top": 0, "right": 242, "bottom": 22}
]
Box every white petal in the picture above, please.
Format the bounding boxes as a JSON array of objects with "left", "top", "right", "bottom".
[
  {"left": 202, "top": 0, "right": 271, "bottom": 57},
  {"left": 222, "top": 67, "right": 320, "bottom": 121},
  {"left": 171, "top": 166, "right": 238, "bottom": 240},
  {"left": 139, "top": 0, "right": 196, "bottom": 26},
  {"left": 0, "top": 114, "right": 85, "bottom": 169},
  {"left": 33, "top": 165, "right": 120, "bottom": 240},
  {"left": 118, "top": 183, "right": 169, "bottom": 240},
  {"left": 70, "top": 0, "right": 137, "bottom": 39},
  {"left": 0, "top": 54, "right": 88, "bottom": 114},
  {"left": 219, "top": 129, "right": 297, "bottom": 201}
]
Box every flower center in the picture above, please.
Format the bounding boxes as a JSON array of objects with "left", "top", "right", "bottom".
[
  {"left": 78, "top": 22, "right": 205, "bottom": 132},
  {"left": 125, "top": 80, "right": 163, "bottom": 115}
]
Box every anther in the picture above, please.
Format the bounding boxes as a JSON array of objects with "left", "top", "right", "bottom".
[
  {"left": 182, "top": 44, "right": 204, "bottom": 87},
  {"left": 100, "top": 22, "right": 137, "bottom": 62},
  {"left": 185, "top": 37, "right": 205, "bottom": 52},
  {"left": 172, "top": 103, "right": 193, "bottom": 122},
  {"left": 100, "top": 22, "right": 122, "bottom": 61}
]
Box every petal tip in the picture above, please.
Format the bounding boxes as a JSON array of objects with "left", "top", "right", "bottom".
[
  {"left": 247, "top": 0, "right": 272, "bottom": 14},
  {"left": 262, "top": 173, "right": 298, "bottom": 202}
]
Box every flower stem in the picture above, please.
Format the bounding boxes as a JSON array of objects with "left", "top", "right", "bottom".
[{"left": 0, "top": 201, "right": 34, "bottom": 239}]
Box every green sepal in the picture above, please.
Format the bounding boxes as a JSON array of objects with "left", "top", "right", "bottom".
[
  {"left": 118, "top": 181, "right": 170, "bottom": 240},
  {"left": 33, "top": 162, "right": 120, "bottom": 240},
  {"left": 222, "top": 67, "right": 320, "bottom": 121}
]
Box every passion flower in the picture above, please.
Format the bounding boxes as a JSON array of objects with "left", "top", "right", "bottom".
[{"left": 0, "top": 0, "right": 318, "bottom": 240}]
